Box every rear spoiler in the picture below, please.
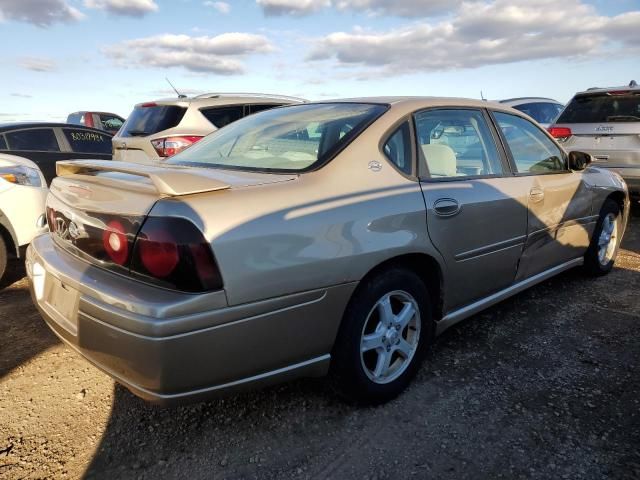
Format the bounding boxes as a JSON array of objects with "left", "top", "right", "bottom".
[{"left": 56, "top": 160, "right": 230, "bottom": 197}]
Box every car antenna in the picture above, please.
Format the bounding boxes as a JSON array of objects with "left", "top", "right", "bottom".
[
  {"left": 480, "top": 90, "right": 486, "bottom": 101},
  {"left": 166, "top": 77, "right": 187, "bottom": 98}
]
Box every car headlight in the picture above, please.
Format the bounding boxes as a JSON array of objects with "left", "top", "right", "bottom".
[{"left": 0, "top": 166, "right": 42, "bottom": 187}]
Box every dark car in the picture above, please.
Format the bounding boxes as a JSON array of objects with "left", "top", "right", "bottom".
[
  {"left": 0, "top": 123, "right": 113, "bottom": 184},
  {"left": 67, "top": 111, "right": 125, "bottom": 135}
]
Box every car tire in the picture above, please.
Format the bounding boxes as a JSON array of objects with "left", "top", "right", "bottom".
[
  {"left": 584, "top": 199, "right": 622, "bottom": 276},
  {"left": 0, "top": 235, "right": 7, "bottom": 283},
  {"left": 330, "top": 268, "right": 433, "bottom": 405}
]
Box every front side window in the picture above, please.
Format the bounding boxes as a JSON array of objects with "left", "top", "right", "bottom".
[
  {"left": 5, "top": 128, "right": 60, "bottom": 152},
  {"left": 169, "top": 103, "right": 388, "bottom": 172},
  {"left": 414, "top": 109, "right": 503, "bottom": 178},
  {"left": 248, "top": 104, "right": 282, "bottom": 114},
  {"left": 200, "top": 106, "right": 244, "bottom": 128},
  {"left": 63, "top": 128, "right": 112, "bottom": 154},
  {"left": 493, "top": 112, "right": 566, "bottom": 174},
  {"left": 0, "top": 135, "right": 6, "bottom": 150},
  {"left": 384, "top": 122, "right": 412, "bottom": 175}
]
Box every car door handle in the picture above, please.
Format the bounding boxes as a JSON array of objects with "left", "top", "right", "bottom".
[
  {"left": 433, "top": 198, "right": 461, "bottom": 217},
  {"left": 529, "top": 188, "right": 545, "bottom": 203}
]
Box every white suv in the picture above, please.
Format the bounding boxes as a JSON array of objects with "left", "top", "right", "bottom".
[
  {"left": 0, "top": 153, "right": 48, "bottom": 281},
  {"left": 113, "top": 93, "right": 305, "bottom": 164}
]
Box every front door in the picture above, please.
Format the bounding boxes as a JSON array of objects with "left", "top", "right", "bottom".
[
  {"left": 491, "top": 111, "right": 594, "bottom": 280},
  {"left": 415, "top": 108, "right": 529, "bottom": 312}
]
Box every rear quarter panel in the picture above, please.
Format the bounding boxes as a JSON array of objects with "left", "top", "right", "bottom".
[{"left": 154, "top": 116, "right": 443, "bottom": 306}]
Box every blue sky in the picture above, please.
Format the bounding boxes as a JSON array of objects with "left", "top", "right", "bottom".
[{"left": 1, "top": 0, "right": 639, "bottom": 122}]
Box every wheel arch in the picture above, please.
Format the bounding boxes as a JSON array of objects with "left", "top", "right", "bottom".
[
  {"left": 606, "top": 190, "right": 626, "bottom": 213},
  {"left": 354, "top": 253, "right": 444, "bottom": 321},
  {"left": 0, "top": 218, "right": 18, "bottom": 258}
]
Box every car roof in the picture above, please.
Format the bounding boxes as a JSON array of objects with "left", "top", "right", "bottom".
[
  {"left": 577, "top": 81, "right": 640, "bottom": 95},
  {"left": 499, "top": 97, "right": 562, "bottom": 105},
  {"left": 137, "top": 93, "right": 306, "bottom": 108},
  {"left": 313, "top": 96, "right": 508, "bottom": 109},
  {"left": 0, "top": 122, "right": 113, "bottom": 134},
  {"left": 69, "top": 111, "right": 124, "bottom": 117}
]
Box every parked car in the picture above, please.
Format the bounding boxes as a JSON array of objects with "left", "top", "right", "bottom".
[
  {"left": 549, "top": 81, "right": 640, "bottom": 200},
  {"left": 499, "top": 97, "right": 564, "bottom": 127},
  {"left": 27, "top": 98, "right": 629, "bottom": 405},
  {"left": 0, "top": 153, "right": 47, "bottom": 281},
  {"left": 67, "top": 111, "right": 125, "bottom": 135},
  {"left": 0, "top": 123, "right": 113, "bottom": 185},
  {"left": 112, "top": 93, "right": 305, "bottom": 164}
]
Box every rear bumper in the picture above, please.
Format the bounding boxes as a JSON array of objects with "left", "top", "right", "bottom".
[{"left": 26, "top": 234, "right": 355, "bottom": 405}]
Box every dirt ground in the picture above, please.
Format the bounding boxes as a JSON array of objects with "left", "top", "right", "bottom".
[{"left": 1, "top": 216, "right": 639, "bottom": 480}]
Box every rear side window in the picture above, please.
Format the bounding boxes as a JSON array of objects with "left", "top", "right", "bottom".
[
  {"left": 5, "top": 128, "right": 60, "bottom": 152},
  {"left": 99, "top": 114, "right": 124, "bottom": 132},
  {"left": 512, "top": 102, "right": 564, "bottom": 125},
  {"left": 494, "top": 112, "right": 566, "bottom": 173},
  {"left": 0, "top": 136, "right": 6, "bottom": 150},
  {"left": 120, "top": 105, "right": 187, "bottom": 137},
  {"left": 200, "top": 106, "right": 244, "bottom": 128},
  {"left": 63, "top": 129, "right": 112, "bottom": 154},
  {"left": 248, "top": 104, "right": 282, "bottom": 114},
  {"left": 384, "top": 122, "right": 412, "bottom": 175},
  {"left": 557, "top": 92, "right": 640, "bottom": 123}
]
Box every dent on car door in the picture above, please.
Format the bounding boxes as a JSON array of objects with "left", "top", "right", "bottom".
[
  {"left": 415, "top": 108, "right": 529, "bottom": 312},
  {"left": 491, "top": 111, "right": 594, "bottom": 280}
]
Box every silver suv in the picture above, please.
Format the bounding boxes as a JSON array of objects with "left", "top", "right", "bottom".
[
  {"left": 112, "top": 93, "right": 305, "bottom": 164},
  {"left": 550, "top": 81, "right": 640, "bottom": 199}
]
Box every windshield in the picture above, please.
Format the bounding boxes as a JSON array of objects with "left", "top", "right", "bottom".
[
  {"left": 168, "top": 103, "right": 388, "bottom": 172},
  {"left": 557, "top": 92, "right": 640, "bottom": 123}
]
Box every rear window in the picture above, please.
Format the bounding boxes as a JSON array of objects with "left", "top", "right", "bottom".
[
  {"left": 5, "top": 128, "right": 60, "bottom": 151},
  {"left": 557, "top": 92, "right": 640, "bottom": 123},
  {"left": 169, "top": 103, "right": 388, "bottom": 172},
  {"left": 67, "top": 113, "right": 84, "bottom": 125},
  {"left": 200, "top": 106, "right": 244, "bottom": 128},
  {"left": 119, "top": 105, "right": 186, "bottom": 137},
  {"left": 512, "top": 102, "right": 563, "bottom": 125},
  {"left": 63, "top": 128, "right": 112, "bottom": 154}
]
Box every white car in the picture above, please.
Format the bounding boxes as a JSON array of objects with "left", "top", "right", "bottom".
[{"left": 0, "top": 153, "right": 48, "bottom": 281}]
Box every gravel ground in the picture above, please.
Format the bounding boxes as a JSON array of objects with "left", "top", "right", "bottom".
[{"left": 1, "top": 215, "right": 639, "bottom": 480}]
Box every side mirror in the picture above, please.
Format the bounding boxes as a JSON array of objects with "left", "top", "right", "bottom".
[{"left": 568, "top": 151, "right": 592, "bottom": 171}]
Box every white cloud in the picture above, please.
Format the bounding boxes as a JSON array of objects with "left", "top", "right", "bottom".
[
  {"left": 10, "top": 93, "right": 33, "bottom": 98},
  {"left": 105, "top": 33, "right": 275, "bottom": 75},
  {"left": 335, "top": 0, "right": 461, "bottom": 17},
  {"left": 18, "top": 57, "right": 58, "bottom": 72},
  {"left": 0, "top": 0, "right": 84, "bottom": 27},
  {"left": 83, "top": 0, "right": 158, "bottom": 17},
  {"left": 256, "top": 0, "right": 330, "bottom": 16},
  {"left": 203, "top": 1, "right": 230, "bottom": 14},
  {"left": 308, "top": 0, "right": 640, "bottom": 76}
]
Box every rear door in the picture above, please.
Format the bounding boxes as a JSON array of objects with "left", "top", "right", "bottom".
[
  {"left": 1, "top": 127, "right": 66, "bottom": 184},
  {"left": 553, "top": 91, "right": 640, "bottom": 170},
  {"left": 416, "top": 108, "right": 529, "bottom": 311},
  {"left": 60, "top": 127, "right": 113, "bottom": 159},
  {"left": 491, "top": 111, "right": 594, "bottom": 280}
]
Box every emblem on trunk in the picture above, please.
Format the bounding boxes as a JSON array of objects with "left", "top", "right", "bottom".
[{"left": 595, "top": 125, "right": 614, "bottom": 133}]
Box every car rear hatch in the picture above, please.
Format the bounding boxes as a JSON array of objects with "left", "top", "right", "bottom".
[
  {"left": 552, "top": 90, "right": 640, "bottom": 168},
  {"left": 113, "top": 101, "right": 190, "bottom": 163},
  {"left": 47, "top": 160, "right": 296, "bottom": 291}
]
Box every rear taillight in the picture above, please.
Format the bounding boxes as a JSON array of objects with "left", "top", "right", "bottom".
[
  {"left": 548, "top": 127, "right": 572, "bottom": 140},
  {"left": 130, "top": 217, "right": 222, "bottom": 292},
  {"left": 103, "top": 220, "right": 129, "bottom": 265},
  {"left": 150, "top": 136, "right": 203, "bottom": 157}
]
